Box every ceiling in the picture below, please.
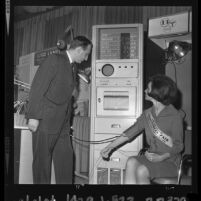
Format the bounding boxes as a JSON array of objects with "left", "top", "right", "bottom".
[{"left": 14, "top": 6, "right": 57, "bottom": 22}]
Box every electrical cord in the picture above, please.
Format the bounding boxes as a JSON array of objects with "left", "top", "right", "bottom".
[
  {"left": 71, "top": 135, "right": 119, "bottom": 183},
  {"left": 70, "top": 135, "right": 118, "bottom": 144},
  {"left": 88, "top": 149, "right": 132, "bottom": 184},
  {"left": 166, "top": 60, "right": 187, "bottom": 119},
  {"left": 72, "top": 138, "right": 115, "bottom": 147},
  {"left": 168, "top": 60, "right": 177, "bottom": 86},
  {"left": 172, "top": 61, "right": 187, "bottom": 119},
  {"left": 172, "top": 61, "right": 177, "bottom": 86},
  {"left": 89, "top": 155, "right": 102, "bottom": 182},
  {"left": 14, "top": 79, "right": 30, "bottom": 89}
]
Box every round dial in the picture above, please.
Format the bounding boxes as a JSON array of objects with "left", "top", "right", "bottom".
[{"left": 102, "top": 64, "right": 114, "bottom": 76}]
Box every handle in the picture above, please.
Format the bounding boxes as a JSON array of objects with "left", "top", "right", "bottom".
[
  {"left": 110, "top": 157, "right": 120, "bottom": 162},
  {"left": 111, "top": 124, "right": 121, "bottom": 128}
]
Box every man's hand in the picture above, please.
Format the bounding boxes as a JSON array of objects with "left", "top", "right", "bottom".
[
  {"left": 28, "top": 119, "right": 39, "bottom": 132},
  {"left": 73, "top": 102, "right": 80, "bottom": 115}
]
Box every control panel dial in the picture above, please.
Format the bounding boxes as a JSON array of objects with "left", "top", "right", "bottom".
[{"left": 102, "top": 64, "right": 114, "bottom": 76}]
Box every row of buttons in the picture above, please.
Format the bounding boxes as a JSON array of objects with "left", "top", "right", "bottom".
[{"left": 98, "top": 66, "right": 135, "bottom": 71}]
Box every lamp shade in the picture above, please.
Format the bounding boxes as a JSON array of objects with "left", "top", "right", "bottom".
[{"left": 167, "top": 40, "right": 191, "bottom": 62}]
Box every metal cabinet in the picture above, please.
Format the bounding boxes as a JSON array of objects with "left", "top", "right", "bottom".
[{"left": 89, "top": 24, "right": 144, "bottom": 184}]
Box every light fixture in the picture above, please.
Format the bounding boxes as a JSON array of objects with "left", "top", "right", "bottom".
[
  {"left": 57, "top": 25, "right": 74, "bottom": 50},
  {"left": 166, "top": 40, "right": 191, "bottom": 62}
]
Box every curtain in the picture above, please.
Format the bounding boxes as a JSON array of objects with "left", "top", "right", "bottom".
[
  {"left": 14, "top": 6, "right": 191, "bottom": 65},
  {"left": 105, "top": 6, "right": 143, "bottom": 24}
]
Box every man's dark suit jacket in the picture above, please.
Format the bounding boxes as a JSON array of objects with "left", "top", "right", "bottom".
[{"left": 26, "top": 52, "right": 75, "bottom": 134}]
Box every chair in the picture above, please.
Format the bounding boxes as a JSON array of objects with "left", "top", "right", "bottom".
[{"left": 151, "top": 154, "right": 192, "bottom": 185}]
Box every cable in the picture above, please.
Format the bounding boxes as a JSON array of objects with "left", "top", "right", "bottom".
[
  {"left": 14, "top": 82, "right": 30, "bottom": 89},
  {"left": 89, "top": 155, "right": 102, "bottom": 182},
  {"left": 171, "top": 61, "right": 177, "bottom": 86},
  {"left": 70, "top": 135, "right": 118, "bottom": 144},
  {"left": 14, "top": 79, "right": 31, "bottom": 89},
  {"left": 72, "top": 137, "right": 115, "bottom": 145},
  {"left": 169, "top": 61, "right": 187, "bottom": 119},
  {"left": 72, "top": 138, "right": 90, "bottom": 148},
  {"left": 14, "top": 79, "right": 30, "bottom": 86},
  {"left": 72, "top": 138, "right": 116, "bottom": 145}
]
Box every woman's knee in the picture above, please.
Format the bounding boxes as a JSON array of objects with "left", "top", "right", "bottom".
[
  {"left": 126, "top": 156, "right": 139, "bottom": 169},
  {"left": 136, "top": 165, "right": 149, "bottom": 178}
]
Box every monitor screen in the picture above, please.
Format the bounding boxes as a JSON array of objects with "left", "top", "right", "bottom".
[
  {"left": 98, "top": 28, "right": 139, "bottom": 60},
  {"left": 103, "top": 91, "right": 129, "bottom": 111}
]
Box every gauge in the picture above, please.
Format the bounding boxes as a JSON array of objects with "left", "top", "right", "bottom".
[{"left": 102, "top": 64, "right": 114, "bottom": 76}]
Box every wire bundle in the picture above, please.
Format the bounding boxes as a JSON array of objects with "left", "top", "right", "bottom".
[{"left": 14, "top": 79, "right": 30, "bottom": 89}]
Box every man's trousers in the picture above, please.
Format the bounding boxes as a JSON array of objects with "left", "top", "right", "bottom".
[{"left": 32, "top": 124, "right": 73, "bottom": 184}]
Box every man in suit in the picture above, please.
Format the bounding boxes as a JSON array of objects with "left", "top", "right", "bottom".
[{"left": 26, "top": 36, "right": 92, "bottom": 184}]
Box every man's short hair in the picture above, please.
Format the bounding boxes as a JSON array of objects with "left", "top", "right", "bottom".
[
  {"left": 148, "top": 74, "right": 178, "bottom": 105},
  {"left": 69, "top": 36, "right": 92, "bottom": 50}
]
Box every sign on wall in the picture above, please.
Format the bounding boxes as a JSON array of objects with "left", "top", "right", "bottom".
[
  {"left": 148, "top": 11, "right": 190, "bottom": 38},
  {"left": 34, "top": 47, "right": 60, "bottom": 66}
]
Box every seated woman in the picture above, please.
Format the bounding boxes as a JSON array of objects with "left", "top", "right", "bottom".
[{"left": 100, "top": 74, "right": 184, "bottom": 184}]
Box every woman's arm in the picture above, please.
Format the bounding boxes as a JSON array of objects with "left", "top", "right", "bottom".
[
  {"left": 100, "top": 134, "right": 129, "bottom": 159},
  {"left": 100, "top": 114, "right": 145, "bottom": 159}
]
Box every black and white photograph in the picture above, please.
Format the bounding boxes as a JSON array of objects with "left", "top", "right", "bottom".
[{"left": 5, "top": 1, "right": 198, "bottom": 200}]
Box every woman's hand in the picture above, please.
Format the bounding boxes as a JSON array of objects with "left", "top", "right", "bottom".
[
  {"left": 145, "top": 151, "right": 168, "bottom": 162},
  {"left": 100, "top": 134, "right": 129, "bottom": 160},
  {"left": 100, "top": 146, "right": 113, "bottom": 160}
]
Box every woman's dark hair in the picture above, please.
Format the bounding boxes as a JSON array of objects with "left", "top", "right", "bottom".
[
  {"left": 148, "top": 74, "right": 178, "bottom": 105},
  {"left": 69, "top": 36, "right": 92, "bottom": 50}
]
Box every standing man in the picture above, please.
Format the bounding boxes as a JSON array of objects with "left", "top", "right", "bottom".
[{"left": 26, "top": 36, "right": 92, "bottom": 184}]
